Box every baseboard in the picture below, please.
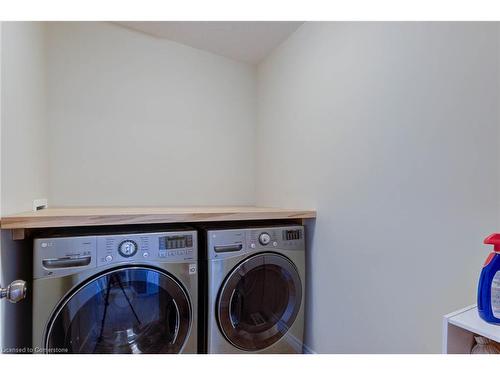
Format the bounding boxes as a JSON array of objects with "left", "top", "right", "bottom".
[
  {"left": 302, "top": 344, "right": 317, "bottom": 354},
  {"left": 285, "top": 332, "right": 317, "bottom": 354}
]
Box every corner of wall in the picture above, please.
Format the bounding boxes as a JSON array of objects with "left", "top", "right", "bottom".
[{"left": 1, "top": 22, "right": 50, "bottom": 216}]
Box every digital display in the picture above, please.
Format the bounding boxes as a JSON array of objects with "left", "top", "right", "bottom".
[
  {"left": 159, "top": 235, "right": 193, "bottom": 250},
  {"left": 283, "top": 230, "right": 302, "bottom": 241}
]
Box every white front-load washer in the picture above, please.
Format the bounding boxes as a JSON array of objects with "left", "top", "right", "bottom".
[
  {"left": 205, "top": 225, "right": 305, "bottom": 354},
  {"left": 32, "top": 229, "right": 198, "bottom": 354}
]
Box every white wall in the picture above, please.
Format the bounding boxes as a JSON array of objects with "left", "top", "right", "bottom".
[
  {"left": 46, "top": 22, "right": 256, "bottom": 207},
  {"left": 1, "top": 22, "right": 49, "bottom": 215},
  {"left": 257, "top": 22, "right": 500, "bottom": 353}
]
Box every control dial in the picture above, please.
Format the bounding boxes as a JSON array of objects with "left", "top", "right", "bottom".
[
  {"left": 118, "top": 240, "right": 138, "bottom": 257},
  {"left": 258, "top": 232, "right": 271, "bottom": 246}
]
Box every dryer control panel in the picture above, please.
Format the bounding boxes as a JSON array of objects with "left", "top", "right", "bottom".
[
  {"left": 34, "top": 230, "right": 197, "bottom": 279},
  {"left": 207, "top": 225, "right": 305, "bottom": 260}
]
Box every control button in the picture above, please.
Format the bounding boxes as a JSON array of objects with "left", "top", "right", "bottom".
[
  {"left": 118, "top": 240, "right": 138, "bottom": 257},
  {"left": 105, "top": 255, "right": 113, "bottom": 262},
  {"left": 143, "top": 252, "right": 149, "bottom": 258},
  {"left": 273, "top": 241, "right": 278, "bottom": 247},
  {"left": 259, "top": 232, "right": 271, "bottom": 246},
  {"left": 250, "top": 243, "right": 256, "bottom": 249}
]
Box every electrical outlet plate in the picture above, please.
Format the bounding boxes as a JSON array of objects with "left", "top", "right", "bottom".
[{"left": 32, "top": 198, "right": 48, "bottom": 212}]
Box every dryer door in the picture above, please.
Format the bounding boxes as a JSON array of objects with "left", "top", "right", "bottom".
[
  {"left": 45, "top": 267, "right": 191, "bottom": 353},
  {"left": 217, "top": 253, "right": 302, "bottom": 351}
]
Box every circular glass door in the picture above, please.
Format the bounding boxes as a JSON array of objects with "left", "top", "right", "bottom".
[
  {"left": 46, "top": 267, "right": 191, "bottom": 354},
  {"left": 217, "top": 253, "right": 302, "bottom": 351}
]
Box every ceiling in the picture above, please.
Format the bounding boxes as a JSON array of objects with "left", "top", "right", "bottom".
[{"left": 114, "top": 21, "right": 303, "bottom": 64}]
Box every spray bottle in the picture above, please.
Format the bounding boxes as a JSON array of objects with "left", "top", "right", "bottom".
[{"left": 478, "top": 233, "right": 500, "bottom": 324}]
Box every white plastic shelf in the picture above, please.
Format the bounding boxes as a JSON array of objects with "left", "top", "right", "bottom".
[{"left": 443, "top": 305, "right": 500, "bottom": 353}]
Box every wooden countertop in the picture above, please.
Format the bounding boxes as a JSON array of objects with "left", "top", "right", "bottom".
[{"left": 0, "top": 206, "right": 316, "bottom": 230}]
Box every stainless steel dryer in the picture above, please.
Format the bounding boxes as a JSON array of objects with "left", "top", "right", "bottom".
[
  {"left": 205, "top": 225, "right": 305, "bottom": 354},
  {"left": 32, "top": 230, "right": 198, "bottom": 354}
]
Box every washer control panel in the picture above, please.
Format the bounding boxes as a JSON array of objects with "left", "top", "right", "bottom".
[
  {"left": 96, "top": 231, "right": 196, "bottom": 266},
  {"left": 34, "top": 230, "right": 197, "bottom": 279},
  {"left": 207, "top": 225, "right": 304, "bottom": 259}
]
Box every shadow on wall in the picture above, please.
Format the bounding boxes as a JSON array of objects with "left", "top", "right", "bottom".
[
  {"left": 302, "top": 218, "right": 316, "bottom": 354},
  {"left": 1, "top": 230, "right": 32, "bottom": 353}
]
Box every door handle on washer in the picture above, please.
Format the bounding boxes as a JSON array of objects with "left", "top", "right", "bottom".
[
  {"left": 214, "top": 244, "right": 243, "bottom": 253},
  {"left": 42, "top": 256, "right": 92, "bottom": 269}
]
